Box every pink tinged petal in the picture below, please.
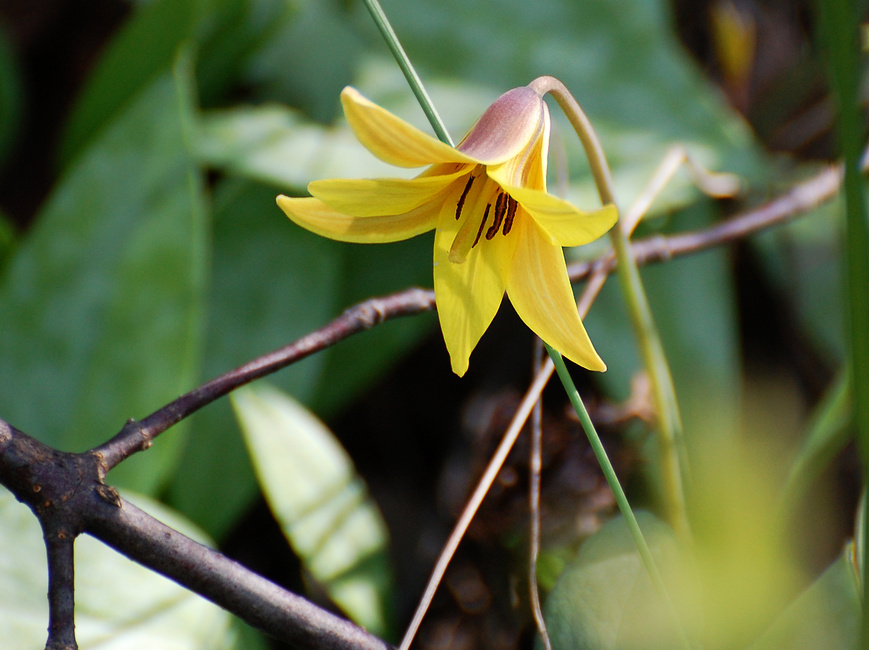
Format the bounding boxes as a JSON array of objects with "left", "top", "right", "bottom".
[
  {"left": 341, "top": 87, "right": 477, "bottom": 168},
  {"left": 433, "top": 187, "right": 518, "bottom": 376},
  {"left": 481, "top": 99, "right": 551, "bottom": 189},
  {"left": 308, "top": 167, "right": 470, "bottom": 217},
  {"left": 499, "top": 185, "right": 619, "bottom": 247},
  {"left": 276, "top": 195, "right": 438, "bottom": 243},
  {"left": 506, "top": 217, "right": 606, "bottom": 372},
  {"left": 458, "top": 87, "right": 548, "bottom": 165}
]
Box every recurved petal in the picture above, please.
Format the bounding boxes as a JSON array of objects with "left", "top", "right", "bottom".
[
  {"left": 277, "top": 195, "right": 438, "bottom": 243},
  {"left": 506, "top": 218, "right": 606, "bottom": 371},
  {"left": 341, "top": 87, "right": 477, "bottom": 168},
  {"left": 457, "top": 87, "right": 548, "bottom": 165},
  {"left": 308, "top": 168, "right": 469, "bottom": 217},
  {"left": 497, "top": 184, "right": 618, "bottom": 247},
  {"left": 433, "top": 189, "right": 518, "bottom": 376}
]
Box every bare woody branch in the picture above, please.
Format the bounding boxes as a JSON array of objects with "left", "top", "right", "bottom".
[{"left": 0, "top": 420, "right": 392, "bottom": 650}]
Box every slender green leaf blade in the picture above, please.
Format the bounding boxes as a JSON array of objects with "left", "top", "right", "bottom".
[{"left": 815, "top": 0, "right": 869, "bottom": 634}]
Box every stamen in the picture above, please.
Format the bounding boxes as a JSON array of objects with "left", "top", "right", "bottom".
[
  {"left": 502, "top": 196, "right": 518, "bottom": 235},
  {"left": 486, "top": 193, "right": 507, "bottom": 240},
  {"left": 450, "top": 202, "right": 489, "bottom": 264},
  {"left": 455, "top": 174, "right": 475, "bottom": 220},
  {"left": 473, "top": 204, "right": 492, "bottom": 247}
]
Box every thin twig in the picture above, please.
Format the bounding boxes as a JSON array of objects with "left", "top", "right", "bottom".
[
  {"left": 567, "top": 164, "right": 843, "bottom": 282},
  {"left": 528, "top": 341, "right": 552, "bottom": 650},
  {"left": 92, "top": 289, "right": 436, "bottom": 472}
]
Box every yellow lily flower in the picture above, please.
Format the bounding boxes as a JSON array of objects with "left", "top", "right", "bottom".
[{"left": 277, "top": 84, "right": 618, "bottom": 376}]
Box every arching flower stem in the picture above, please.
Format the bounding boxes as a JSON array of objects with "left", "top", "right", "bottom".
[{"left": 530, "top": 75, "right": 691, "bottom": 539}]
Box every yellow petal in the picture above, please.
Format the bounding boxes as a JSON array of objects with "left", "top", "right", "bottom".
[
  {"left": 506, "top": 218, "right": 606, "bottom": 371},
  {"left": 277, "top": 195, "right": 438, "bottom": 243},
  {"left": 433, "top": 188, "right": 518, "bottom": 376},
  {"left": 457, "top": 87, "right": 548, "bottom": 165},
  {"left": 497, "top": 184, "right": 618, "bottom": 247},
  {"left": 309, "top": 168, "right": 469, "bottom": 217},
  {"left": 341, "top": 87, "right": 477, "bottom": 168}
]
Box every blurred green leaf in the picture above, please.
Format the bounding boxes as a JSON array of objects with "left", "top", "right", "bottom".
[
  {"left": 232, "top": 382, "right": 394, "bottom": 637},
  {"left": 751, "top": 546, "right": 860, "bottom": 649},
  {"left": 241, "top": 0, "right": 364, "bottom": 123},
  {"left": 753, "top": 189, "right": 846, "bottom": 361},
  {"left": 229, "top": 619, "right": 270, "bottom": 650},
  {"left": 0, "top": 73, "right": 207, "bottom": 494},
  {"left": 60, "top": 0, "right": 295, "bottom": 167},
  {"left": 166, "top": 179, "right": 341, "bottom": 539},
  {"left": 60, "top": 0, "right": 200, "bottom": 165},
  {"left": 194, "top": 103, "right": 407, "bottom": 190},
  {"left": 0, "top": 488, "right": 232, "bottom": 649},
  {"left": 782, "top": 368, "right": 852, "bottom": 509},
  {"left": 542, "top": 511, "right": 700, "bottom": 649}
]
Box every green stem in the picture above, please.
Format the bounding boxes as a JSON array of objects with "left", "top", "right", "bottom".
[
  {"left": 530, "top": 75, "right": 690, "bottom": 537},
  {"left": 358, "top": 0, "right": 454, "bottom": 146},
  {"left": 547, "top": 345, "right": 692, "bottom": 650},
  {"left": 815, "top": 0, "right": 869, "bottom": 642}
]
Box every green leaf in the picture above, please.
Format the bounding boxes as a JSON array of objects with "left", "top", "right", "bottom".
[
  {"left": 231, "top": 382, "right": 394, "bottom": 637},
  {"left": 59, "top": 0, "right": 296, "bottom": 166},
  {"left": 751, "top": 547, "right": 860, "bottom": 650},
  {"left": 59, "top": 0, "right": 201, "bottom": 165},
  {"left": 229, "top": 619, "right": 270, "bottom": 650},
  {"left": 0, "top": 488, "right": 232, "bottom": 649},
  {"left": 194, "top": 103, "right": 408, "bottom": 190},
  {"left": 752, "top": 189, "right": 846, "bottom": 361},
  {"left": 240, "top": 0, "right": 364, "bottom": 123},
  {"left": 165, "top": 179, "right": 341, "bottom": 539},
  {"left": 542, "top": 512, "right": 700, "bottom": 650},
  {"left": 782, "top": 368, "right": 852, "bottom": 510},
  {"left": 0, "top": 73, "right": 207, "bottom": 494}
]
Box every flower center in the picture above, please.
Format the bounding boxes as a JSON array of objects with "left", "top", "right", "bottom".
[{"left": 448, "top": 171, "right": 518, "bottom": 264}]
